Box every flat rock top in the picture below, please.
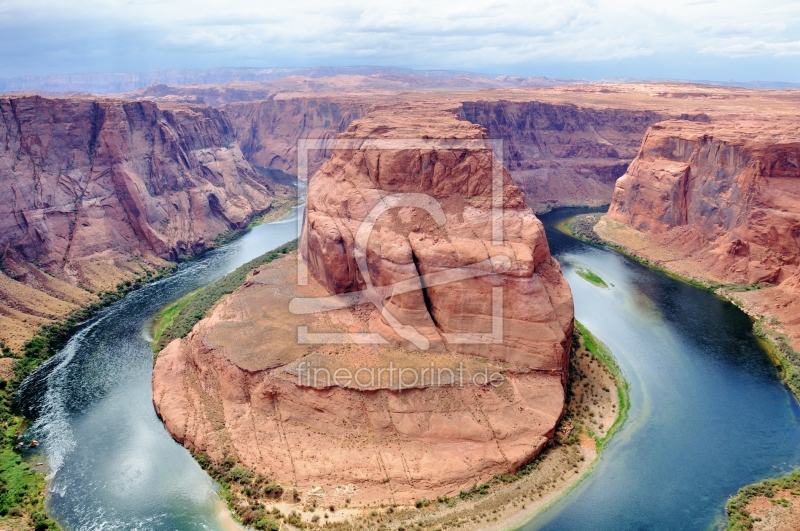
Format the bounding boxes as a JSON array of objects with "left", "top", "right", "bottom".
[
  {"left": 201, "top": 253, "right": 509, "bottom": 389},
  {"left": 339, "top": 104, "right": 485, "bottom": 139},
  {"left": 644, "top": 119, "right": 800, "bottom": 145}
]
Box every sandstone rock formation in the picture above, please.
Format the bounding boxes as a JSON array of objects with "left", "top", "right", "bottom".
[
  {"left": 0, "top": 95, "right": 286, "bottom": 349},
  {"left": 605, "top": 120, "right": 800, "bottom": 286},
  {"left": 139, "top": 80, "right": 800, "bottom": 219},
  {"left": 131, "top": 82, "right": 694, "bottom": 215},
  {"left": 461, "top": 101, "right": 663, "bottom": 212},
  {"left": 222, "top": 97, "right": 371, "bottom": 175},
  {"left": 153, "top": 105, "right": 574, "bottom": 505},
  {"left": 598, "top": 118, "right": 800, "bottom": 349}
]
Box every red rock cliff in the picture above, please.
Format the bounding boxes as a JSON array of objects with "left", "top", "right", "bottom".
[
  {"left": 600, "top": 119, "right": 800, "bottom": 350},
  {"left": 302, "top": 105, "right": 574, "bottom": 369},
  {"left": 0, "top": 95, "right": 283, "bottom": 349},
  {"left": 606, "top": 120, "right": 800, "bottom": 285},
  {"left": 131, "top": 82, "right": 666, "bottom": 207},
  {"left": 222, "top": 97, "right": 371, "bottom": 174},
  {"left": 461, "top": 100, "right": 664, "bottom": 212}
]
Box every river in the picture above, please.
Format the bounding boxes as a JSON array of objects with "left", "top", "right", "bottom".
[
  {"left": 525, "top": 207, "right": 800, "bottom": 530},
  {"left": 16, "top": 205, "right": 800, "bottom": 530},
  {"left": 17, "top": 203, "right": 302, "bottom": 531}
]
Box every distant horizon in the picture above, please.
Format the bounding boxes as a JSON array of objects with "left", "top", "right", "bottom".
[{"left": 2, "top": 65, "right": 800, "bottom": 95}]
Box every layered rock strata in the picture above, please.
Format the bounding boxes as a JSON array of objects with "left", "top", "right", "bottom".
[
  {"left": 0, "top": 95, "right": 285, "bottom": 349},
  {"left": 599, "top": 119, "right": 800, "bottom": 347},
  {"left": 461, "top": 101, "right": 664, "bottom": 212},
  {"left": 130, "top": 83, "right": 685, "bottom": 214},
  {"left": 153, "top": 106, "right": 574, "bottom": 505},
  {"left": 605, "top": 120, "right": 800, "bottom": 285},
  {"left": 222, "top": 97, "right": 371, "bottom": 175}
]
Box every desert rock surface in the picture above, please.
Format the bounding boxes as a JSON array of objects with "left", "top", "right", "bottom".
[
  {"left": 599, "top": 118, "right": 800, "bottom": 350},
  {"left": 0, "top": 95, "right": 288, "bottom": 349},
  {"left": 152, "top": 105, "right": 574, "bottom": 505},
  {"left": 606, "top": 120, "right": 800, "bottom": 286}
]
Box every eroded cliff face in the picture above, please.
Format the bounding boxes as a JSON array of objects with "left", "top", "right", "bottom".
[
  {"left": 605, "top": 120, "right": 800, "bottom": 285},
  {"left": 0, "top": 95, "right": 284, "bottom": 349},
  {"left": 153, "top": 105, "right": 574, "bottom": 505},
  {"left": 302, "top": 106, "right": 574, "bottom": 367},
  {"left": 222, "top": 97, "right": 372, "bottom": 175},
  {"left": 461, "top": 101, "right": 665, "bottom": 212},
  {"left": 599, "top": 119, "right": 800, "bottom": 349},
  {"left": 133, "top": 82, "right": 669, "bottom": 211}
]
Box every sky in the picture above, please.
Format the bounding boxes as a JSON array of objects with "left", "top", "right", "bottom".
[{"left": 3, "top": 0, "right": 800, "bottom": 82}]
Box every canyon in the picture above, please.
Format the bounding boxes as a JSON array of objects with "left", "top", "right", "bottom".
[
  {"left": 1, "top": 78, "right": 728, "bottom": 351},
  {"left": 598, "top": 117, "right": 800, "bottom": 352},
  {"left": 0, "top": 95, "right": 290, "bottom": 350},
  {"left": 3, "top": 74, "right": 800, "bottom": 529},
  {"left": 151, "top": 104, "right": 575, "bottom": 505}
]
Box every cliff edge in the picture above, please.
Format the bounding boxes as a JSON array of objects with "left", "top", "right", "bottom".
[
  {"left": 0, "top": 95, "right": 287, "bottom": 349},
  {"left": 598, "top": 118, "right": 800, "bottom": 350}
]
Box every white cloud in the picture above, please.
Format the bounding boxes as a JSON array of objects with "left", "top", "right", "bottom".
[{"left": 2, "top": 0, "right": 800, "bottom": 78}]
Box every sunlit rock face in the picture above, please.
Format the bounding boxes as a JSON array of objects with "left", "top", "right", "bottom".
[
  {"left": 603, "top": 118, "right": 800, "bottom": 350},
  {"left": 608, "top": 119, "right": 800, "bottom": 286}
]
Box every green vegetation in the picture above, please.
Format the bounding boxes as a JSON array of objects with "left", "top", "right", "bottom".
[
  {"left": 0, "top": 264, "right": 175, "bottom": 530},
  {"left": 574, "top": 321, "right": 630, "bottom": 448},
  {"left": 0, "top": 416, "right": 53, "bottom": 529},
  {"left": 436, "top": 323, "right": 630, "bottom": 511},
  {"left": 153, "top": 240, "right": 298, "bottom": 352},
  {"left": 151, "top": 289, "right": 200, "bottom": 348},
  {"left": 564, "top": 214, "right": 770, "bottom": 296},
  {"left": 726, "top": 471, "right": 800, "bottom": 530},
  {"left": 192, "top": 451, "right": 295, "bottom": 530},
  {"left": 752, "top": 318, "right": 800, "bottom": 404},
  {"left": 576, "top": 268, "right": 609, "bottom": 288},
  {"left": 563, "top": 213, "right": 605, "bottom": 243}
]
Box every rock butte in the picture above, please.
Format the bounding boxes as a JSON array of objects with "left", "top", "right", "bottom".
[{"left": 152, "top": 105, "right": 574, "bottom": 504}]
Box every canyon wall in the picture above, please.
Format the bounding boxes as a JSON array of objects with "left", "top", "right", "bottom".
[
  {"left": 599, "top": 118, "right": 800, "bottom": 349},
  {"left": 461, "top": 100, "right": 664, "bottom": 211},
  {"left": 0, "top": 95, "right": 284, "bottom": 349},
  {"left": 605, "top": 120, "right": 800, "bottom": 285},
  {"left": 221, "top": 97, "right": 664, "bottom": 211},
  {"left": 153, "top": 105, "right": 574, "bottom": 505},
  {"left": 222, "top": 97, "right": 372, "bottom": 175},
  {"left": 129, "top": 82, "right": 670, "bottom": 212}
]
